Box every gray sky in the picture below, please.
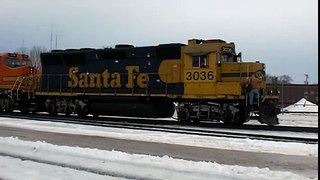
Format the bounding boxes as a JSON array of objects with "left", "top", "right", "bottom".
[{"left": 1, "top": 0, "right": 318, "bottom": 84}]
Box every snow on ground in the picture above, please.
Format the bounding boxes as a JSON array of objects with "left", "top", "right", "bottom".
[
  {"left": 0, "top": 113, "right": 318, "bottom": 180},
  {"left": 244, "top": 113, "right": 318, "bottom": 127},
  {"left": 0, "top": 137, "right": 313, "bottom": 180},
  {"left": 276, "top": 113, "right": 318, "bottom": 127},
  {"left": 0, "top": 116, "right": 317, "bottom": 157}
]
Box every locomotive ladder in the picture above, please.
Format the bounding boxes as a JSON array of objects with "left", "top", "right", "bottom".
[
  {"left": 10, "top": 76, "right": 35, "bottom": 100},
  {"left": 10, "top": 76, "right": 37, "bottom": 112},
  {"left": 10, "top": 76, "right": 23, "bottom": 100}
]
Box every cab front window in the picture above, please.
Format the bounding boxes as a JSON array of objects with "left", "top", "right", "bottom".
[
  {"left": 217, "top": 53, "right": 235, "bottom": 63},
  {"left": 4, "top": 58, "right": 32, "bottom": 68},
  {"left": 21, "top": 60, "right": 32, "bottom": 66},
  {"left": 5, "top": 58, "right": 21, "bottom": 68}
]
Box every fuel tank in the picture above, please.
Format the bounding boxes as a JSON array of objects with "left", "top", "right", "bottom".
[{"left": 90, "top": 101, "right": 174, "bottom": 118}]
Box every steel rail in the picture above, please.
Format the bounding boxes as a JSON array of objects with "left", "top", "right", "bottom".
[{"left": 0, "top": 113, "right": 317, "bottom": 144}]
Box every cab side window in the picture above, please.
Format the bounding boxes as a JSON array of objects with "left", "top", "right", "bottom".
[{"left": 192, "top": 55, "right": 207, "bottom": 68}]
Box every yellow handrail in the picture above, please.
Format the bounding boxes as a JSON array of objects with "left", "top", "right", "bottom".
[
  {"left": 10, "top": 76, "right": 22, "bottom": 98},
  {"left": 16, "top": 77, "right": 26, "bottom": 99}
]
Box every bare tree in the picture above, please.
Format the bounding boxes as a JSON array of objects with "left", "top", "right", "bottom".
[
  {"left": 29, "top": 46, "right": 47, "bottom": 69},
  {"left": 278, "top": 75, "right": 293, "bottom": 84},
  {"left": 265, "top": 74, "right": 274, "bottom": 84},
  {"left": 265, "top": 74, "right": 293, "bottom": 84},
  {"left": 16, "top": 47, "right": 29, "bottom": 54}
]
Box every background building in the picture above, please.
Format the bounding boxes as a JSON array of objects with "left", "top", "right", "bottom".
[{"left": 267, "top": 84, "right": 318, "bottom": 108}]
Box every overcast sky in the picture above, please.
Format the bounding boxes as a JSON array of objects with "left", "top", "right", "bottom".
[{"left": 0, "top": 0, "right": 318, "bottom": 83}]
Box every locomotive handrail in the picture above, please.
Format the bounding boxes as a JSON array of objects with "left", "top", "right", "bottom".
[
  {"left": 165, "top": 73, "right": 168, "bottom": 96},
  {"left": 10, "top": 76, "right": 23, "bottom": 99},
  {"left": 16, "top": 77, "right": 27, "bottom": 99},
  {"left": 59, "top": 75, "right": 62, "bottom": 93},
  {"left": 33, "top": 75, "right": 41, "bottom": 98},
  {"left": 9, "top": 75, "right": 36, "bottom": 100},
  {"left": 27, "top": 75, "right": 37, "bottom": 99},
  {"left": 27, "top": 78, "right": 33, "bottom": 99}
]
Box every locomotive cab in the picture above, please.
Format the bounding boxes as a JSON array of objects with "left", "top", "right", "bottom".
[
  {"left": 176, "top": 39, "right": 279, "bottom": 125},
  {"left": 181, "top": 39, "right": 243, "bottom": 97}
]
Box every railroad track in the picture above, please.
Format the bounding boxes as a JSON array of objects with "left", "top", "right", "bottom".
[
  {"left": 0, "top": 112, "right": 318, "bottom": 144},
  {"left": 0, "top": 153, "right": 125, "bottom": 178},
  {"left": 1, "top": 111, "right": 317, "bottom": 133}
]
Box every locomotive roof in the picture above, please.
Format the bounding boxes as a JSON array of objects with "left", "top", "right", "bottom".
[
  {"left": 0, "top": 52, "right": 30, "bottom": 58},
  {"left": 40, "top": 43, "right": 185, "bottom": 66},
  {"left": 44, "top": 43, "right": 186, "bottom": 55}
]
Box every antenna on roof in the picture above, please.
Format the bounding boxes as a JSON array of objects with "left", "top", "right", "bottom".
[{"left": 304, "top": 74, "right": 309, "bottom": 84}]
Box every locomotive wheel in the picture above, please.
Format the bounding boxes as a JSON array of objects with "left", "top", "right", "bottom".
[
  {"left": 77, "top": 106, "right": 89, "bottom": 117},
  {"left": 92, "top": 113, "right": 99, "bottom": 118},
  {"left": 191, "top": 118, "right": 200, "bottom": 124},
  {"left": 223, "top": 111, "right": 245, "bottom": 126},
  {"left": 65, "top": 109, "right": 71, "bottom": 116},
  {"left": 47, "top": 103, "right": 57, "bottom": 116},
  {"left": 233, "top": 112, "right": 245, "bottom": 125},
  {"left": 19, "top": 102, "right": 29, "bottom": 114},
  {"left": 19, "top": 100, "right": 29, "bottom": 114},
  {"left": 267, "top": 116, "right": 279, "bottom": 126},
  {"left": 179, "top": 118, "right": 191, "bottom": 124},
  {"left": 261, "top": 115, "right": 279, "bottom": 126},
  {"left": 222, "top": 109, "right": 233, "bottom": 125},
  {"left": 177, "top": 111, "right": 187, "bottom": 120},
  {"left": 0, "top": 98, "right": 13, "bottom": 112},
  {"left": 3, "top": 103, "right": 13, "bottom": 113},
  {"left": 260, "top": 100, "right": 280, "bottom": 126},
  {"left": 177, "top": 111, "right": 191, "bottom": 123}
]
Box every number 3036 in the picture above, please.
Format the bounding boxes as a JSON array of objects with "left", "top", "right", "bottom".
[{"left": 185, "top": 71, "right": 214, "bottom": 80}]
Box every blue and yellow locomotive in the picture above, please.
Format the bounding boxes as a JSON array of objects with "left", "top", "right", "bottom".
[{"left": 37, "top": 39, "right": 280, "bottom": 125}]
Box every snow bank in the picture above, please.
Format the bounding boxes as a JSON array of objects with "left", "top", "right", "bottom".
[
  {"left": 0, "top": 117, "right": 318, "bottom": 157},
  {"left": 0, "top": 137, "right": 312, "bottom": 180},
  {"left": 284, "top": 98, "right": 318, "bottom": 113}
]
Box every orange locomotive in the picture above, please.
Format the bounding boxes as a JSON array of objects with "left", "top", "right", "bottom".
[{"left": 0, "top": 53, "right": 36, "bottom": 112}]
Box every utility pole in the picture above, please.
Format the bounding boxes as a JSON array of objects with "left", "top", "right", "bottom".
[
  {"left": 55, "top": 33, "right": 58, "bottom": 49},
  {"left": 50, "top": 32, "right": 53, "bottom": 50},
  {"left": 281, "top": 77, "right": 284, "bottom": 114}
]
